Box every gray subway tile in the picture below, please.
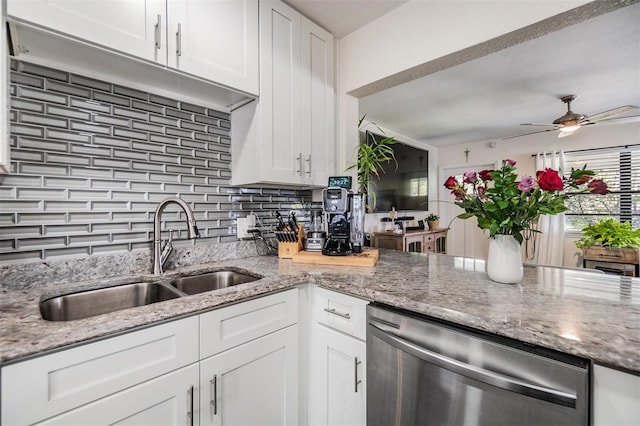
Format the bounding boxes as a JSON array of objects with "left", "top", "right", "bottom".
[
  {"left": 132, "top": 161, "right": 165, "bottom": 172},
  {"left": 11, "top": 73, "right": 44, "bottom": 88},
  {"left": 111, "top": 232, "right": 148, "bottom": 242},
  {"left": 44, "top": 176, "right": 89, "bottom": 188},
  {"left": 166, "top": 109, "right": 192, "bottom": 120},
  {"left": 194, "top": 132, "right": 217, "bottom": 142},
  {"left": 93, "top": 91, "right": 130, "bottom": 107},
  {"left": 207, "top": 126, "right": 230, "bottom": 137},
  {"left": 18, "top": 162, "right": 68, "bottom": 176},
  {"left": 0, "top": 200, "right": 43, "bottom": 212},
  {"left": 219, "top": 119, "right": 231, "bottom": 129},
  {"left": 131, "top": 141, "right": 165, "bottom": 153},
  {"left": 17, "top": 86, "right": 68, "bottom": 104},
  {"left": 180, "top": 157, "right": 206, "bottom": 167},
  {"left": 206, "top": 109, "right": 230, "bottom": 120},
  {"left": 132, "top": 121, "right": 164, "bottom": 134},
  {"left": 180, "top": 121, "right": 206, "bottom": 132},
  {"left": 149, "top": 114, "right": 178, "bottom": 126},
  {"left": 179, "top": 175, "right": 207, "bottom": 184},
  {"left": 44, "top": 247, "right": 90, "bottom": 258},
  {"left": 91, "top": 179, "right": 128, "bottom": 189},
  {"left": 92, "top": 243, "right": 131, "bottom": 254},
  {"left": 45, "top": 224, "right": 90, "bottom": 235},
  {"left": 11, "top": 124, "right": 45, "bottom": 138},
  {"left": 180, "top": 139, "right": 207, "bottom": 150},
  {"left": 166, "top": 127, "right": 193, "bottom": 138},
  {"left": 70, "top": 121, "right": 111, "bottom": 135},
  {"left": 70, "top": 74, "right": 112, "bottom": 92},
  {"left": 93, "top": 158, "right": 131, "bottom": 169},
  {"left": 149, "top": 153, "right": 177, "bottom": 164},
  {"left": 46, "top": 105, "right": 92, "bottom": 121},
  {"left": 46, "top": 129, "right": 92, "bottom": 143},
  {"left": 11, "top": 98, "right": 45, "bottom": 113},
  {"left": 68, "top": 189, "right": 110, "bottom": 200},
  {"left": 113, "top": 128, "right": 148, "bottom": 140},
  {"left": 44, "top": 200, "right": 90, "bottom": 211},
  {"left": 0, "top": 213, "right": 16, "bottom": 225},
  {"left": 68, "top": 212, "right": 110, "bottom": 222},
  {"left": 166, "top": 146, "right": 194, "bottom": 157},
  {"left": 132, "top": 100, "right": 164, "bottom": 114},
  {"left": 112, "top": 190, "right": 146, "bottom": 200},
  {"left": 46, "top": 80, "right": 91, "bottom": 98},
  {"left": 113, "top": 106, "right": 148, "bottom": 120},
  {"left": 0, "top": 250, "right": 43, "bottom": 261},
  {"left": 114, "top": 85, "right": 149, "bottom": 101},
  {"left": 149, "top": 172, "right": 180, "bottom": 182},
  {"left": 0, "top": 187, "right": 15, "bottom": 199},
  {"left": 206, "top": 142, "right": 230, "bottom": 154},
  {"left": 163, "top": 183, "right": 194, "bottom": 193},
  {"left": 1, "top": 174, "right": 42, "bottom": 187},
  {"left": 45, "top": 153, "right": 91, "bottom": 166},
  {"left": 91, "top": 222, "right": 130, "bottom": 233},
  {"left": 113, "top": 149, "right": 148, "bottom": 161},
  {"left": 163, "top": 165, "right": 193, "bottom": 175},
  {"left": 194, "top": 114, "right": 217, "bottom": 125},
  {"left": 70, "top": 98, "right": 111, "bottom": 113},
  {"left": 149, "top": 94, "right": 178, "bottom": 108},
  {"left": 93, "top": 135, "right": 131, "bottom": 149},
  {"left": 179, "top": 102, "right": 206, "bottom": 114},
  {"left": 12, "top": 149, "right": 45, "bottom": 163},
  {"left": 18, "top": 62, "right": 68, "bottom": 81},
  {"left": 69, "top": 166, "right": 112, "bottom": 179},
  {"left": 113, "top": 170, "right": 148, "bottom": 181},
  {"left": 17, "top": 187, "right": 65, "bottom": 199},
  {"left": 112, "top": 211, "right": 148, "bottom": 222},
  {"left": 90, "top": 201, "right": 130, "bottom": 210},
  {"left": 19, "top": 112, "right": 68, "bottom": 128},
  {"left": 69, "top": 143, "right": 112, "bottom": 157},
  {"left": 149, "top": 134, "right": 179, "bottom": 145},
  {"left": 93, "top": 114, "right": 131, "bottom": 127},
  {"left": 18, "top": 235, "right": 67, "bottom": 248},
  {"left": 68, "top": 233, "right": 111, "bottom": 245}
]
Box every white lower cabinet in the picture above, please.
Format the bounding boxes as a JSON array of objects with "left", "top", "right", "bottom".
[
  {"left": 309, "top": 324, "right": 366, "bottom": 426},
  {"left": 39, "top": 363, "right": 199, "bottom": 426},
  {"left": 307, "top": 287, "right": 368, "bottom": 426},
  {"left": 200, "top": 325, "right": 299, "bottom": 426},
  {"left": 593, "top": 364, "right": 640, "bottom": 426}
]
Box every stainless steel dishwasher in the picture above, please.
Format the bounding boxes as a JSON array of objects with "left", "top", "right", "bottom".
[{"left": 367, "top": 304, "right": 590, "bottom": 426}]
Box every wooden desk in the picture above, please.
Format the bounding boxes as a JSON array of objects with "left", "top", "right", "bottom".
[{"left": 373, "top": 229, "right": 446, "bottom": 254}]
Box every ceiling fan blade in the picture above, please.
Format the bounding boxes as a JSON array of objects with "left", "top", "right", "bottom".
[
  {"left": 502, "top": 128, "right": 555, "bottom": 140},
  {"left": 590, "top": 114, "right": 640, "bottom": 125},
  {"left": 520, "top": 123, "right": 557, "bottom": 127},
  {"left": 587, "top": 105, "right": 638, "bottom": 122}
]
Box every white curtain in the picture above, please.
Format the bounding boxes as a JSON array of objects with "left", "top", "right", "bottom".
[{"left": 533, "top": 151, "right": 566, "bottom": 266}]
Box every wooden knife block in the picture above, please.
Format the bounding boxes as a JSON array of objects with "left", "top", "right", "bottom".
[{"left": 278, "top": 227, "right": 305, "bottom": 258}]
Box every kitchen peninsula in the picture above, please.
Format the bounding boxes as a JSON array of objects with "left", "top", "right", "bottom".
[{"left": 1, "top": 249, "right": 638, "bottom": 370}]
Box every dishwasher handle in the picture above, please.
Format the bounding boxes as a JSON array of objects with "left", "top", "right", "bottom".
[{"left": 369, "top": 321, "right": 578, "bottom": 408}]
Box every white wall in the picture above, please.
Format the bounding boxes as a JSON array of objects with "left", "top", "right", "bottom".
[{"left": 437, "top": 122, "right": 640, "bottom": 266}]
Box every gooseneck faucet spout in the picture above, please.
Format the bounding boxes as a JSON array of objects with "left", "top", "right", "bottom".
[{"left": 153, "top": 197, "right": 200, "bottom": 274}]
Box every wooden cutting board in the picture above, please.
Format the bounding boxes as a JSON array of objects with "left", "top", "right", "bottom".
[{"left": 291, "top": 249, "right": 379, "bottom": 267}]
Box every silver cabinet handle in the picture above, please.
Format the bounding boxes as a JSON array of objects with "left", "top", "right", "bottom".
[
  {"left": 354, "top": 357, "right": 362, "bottom": 392},
  {"left": 305, "top": 154, "right": 312, "bottom": 176},
  {"left": 296, "top": 153, "right": 302, "bottom": 175},
  {"left": 323, "top": 307, "right": 350, "bottom": 320},
  {"left": 369, "top": 322, "right": 578, "bottom": 408},
  {"left": 210, "top": 375, "right": 218, "bottom": 415},
  {"left": 186, "top": 386, "right": 194, "bottom": 426},
  {"left": 176, "top": 23, "right": 182, "bottom": 56},
  {"left": 154, "top": 14, "right": 161, "bottom": 49}
]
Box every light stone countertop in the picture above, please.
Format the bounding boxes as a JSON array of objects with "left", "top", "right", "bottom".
[{"left": 1, "top": 250, "right": 639, "bottom": 373}]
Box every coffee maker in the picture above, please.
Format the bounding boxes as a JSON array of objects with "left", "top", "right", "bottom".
[{"left": 321, "top": 177, "right": 366, "bottom": 256}]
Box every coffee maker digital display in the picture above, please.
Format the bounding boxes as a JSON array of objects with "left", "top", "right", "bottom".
[{"left": 321, "top": 177, "right": 365, "bottom": 256}]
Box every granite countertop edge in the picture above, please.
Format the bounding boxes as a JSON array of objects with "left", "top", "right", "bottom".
[{"left": 1, "top": 251, "right": 638, "bottom": 374}]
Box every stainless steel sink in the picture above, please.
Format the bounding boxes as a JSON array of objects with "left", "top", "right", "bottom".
[
  {"left": 170, "top": 270, "right": 261, "bottom": 295},
  {"left": 40, "top": 282, "right": 182, "bottom": 321}
]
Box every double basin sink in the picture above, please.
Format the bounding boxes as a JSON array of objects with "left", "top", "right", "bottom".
[{"left": 40, "top": 269, "right": 261, "bottom": 322}]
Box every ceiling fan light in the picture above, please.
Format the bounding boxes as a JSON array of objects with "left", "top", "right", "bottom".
[
  {"left": 559, "top": 123, "right": 581, "bottom": 133},
  {"left": 558, "top": 127, "right": 579, "bottom": 138}
]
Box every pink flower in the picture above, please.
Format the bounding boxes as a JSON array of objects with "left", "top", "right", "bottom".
[
  {"left": 463, "top": 171, "right": 478, "bottom": 184},
  {"left": 588, "top": 179, "right": 609, "bottom": 195},
  {"left": 477, "top": 186, "right": 486, "bottom": 197},
  {"left": 451, "top": 188, "right": 466, "bottom": 201},
  {"left": 504, "top": 159, "right": 516, "bottom": 167},
  {"left": 517, "top": 176, "right": 536, "bottom": 192}
]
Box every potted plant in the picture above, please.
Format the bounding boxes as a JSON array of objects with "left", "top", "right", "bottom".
[
  {"left": 425, "top": 213, "right": 440, "bottom": 230},
  {"left": 346, "top": 115, "right": 397, "bottom": 212},
  {"left": 575, "top": 218, "right": 640, "bottom": 264}
]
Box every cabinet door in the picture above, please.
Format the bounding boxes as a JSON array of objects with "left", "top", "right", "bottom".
[
  {"left": 301, "top": 17, "right": 335, "bottom": 186},
  {"left": 1, "top": 0, "right": 8, "bottom": 173},
  {"left": 167, "top": 0, "right": 258, "bottom": 95},
  {"left": 200, "top": 325, "right": 299, "bottom": 426},
  {"left": 258, "top": 0, "right": 303, "bottom": 184},
  {"left": 1, "top": 316, "right": 199, "bottom": 425},
  {"left": 7, "top": 0, "right": 166, "bottom": 65},
  {"left": 593, "top": 364, "right": 640, "bottom": 426},
  {"left": 308, "top": 324, "right": 366, "bottom": 426},
  {"left": 39, "top": 364, "right": 199, "bottom": 426}
]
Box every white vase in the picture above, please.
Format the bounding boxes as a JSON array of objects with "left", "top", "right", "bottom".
[{"left": 486, "top": 234, "right": 523, "bottom": 284}]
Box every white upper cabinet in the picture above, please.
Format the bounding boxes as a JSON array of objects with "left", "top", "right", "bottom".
[
  {"left": 231, "top": 0, "right": 335, "bottom": 187},
  {"left": 7, "top": 0, "right": 259, "bottom": 96},
  {"left": 8, "top": 0, "right": 166, "bottom": 65},
  {"left": 167, "top": 0, "right": 258, "bottom": 94},
  {"left": 1, "top": 0, "right": 9, "bottom": 174}
]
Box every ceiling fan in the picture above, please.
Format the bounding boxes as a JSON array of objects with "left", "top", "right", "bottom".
[{"left": 503, "top": 95, "right": 639, "bottom": 140}]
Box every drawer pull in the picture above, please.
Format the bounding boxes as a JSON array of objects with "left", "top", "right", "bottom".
[{"left": 324, "top": 307, "right": 351, "bottom": 320}]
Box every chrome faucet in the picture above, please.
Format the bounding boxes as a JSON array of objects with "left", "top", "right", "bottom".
[{"left": 153, "top": 197, "right": 200, "bottom": 274}]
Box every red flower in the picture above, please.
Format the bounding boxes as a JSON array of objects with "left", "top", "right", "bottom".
[
  {"left": 536, "top": 168, "right": 564, "bottom": 191},
  {"left": 477, "top": 186, "right": 486, "bottom": 197},
  {"left": 574, "top": 174, "right": 593, "bottom": 185},
  {"left": 588, "top": 179, "right": 609, "bottom": 195},
  {"left": 444, "top": 176, "right": 458, "bottom": 189},
  {"left": 451, "top": 188, "right": 466, "bottom": 201},
  {"left": 479, "top": 169, "right": 493, "bottom": 181}
]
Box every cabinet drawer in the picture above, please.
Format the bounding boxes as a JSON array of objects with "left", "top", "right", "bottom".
[
  {"left": 313, "top": 287, "right": 368, "bottom": 340},
  {"left": 1, "top": 316, "right": 199, "bottom": 426},
  {"left": 199, "top": 289, "right": 298, "bottom": 359}
]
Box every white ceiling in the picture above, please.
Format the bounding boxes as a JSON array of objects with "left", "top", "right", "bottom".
[
  {"left": 284, "top": 0, "right": 409, "bottom": 38},
  {"left": 290, "top": 1, "right": 640, "bottom": 147}
]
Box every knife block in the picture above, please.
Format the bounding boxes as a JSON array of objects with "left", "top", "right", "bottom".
[{"left": 278, "top": 227, "right": 305, "bottom": 259}]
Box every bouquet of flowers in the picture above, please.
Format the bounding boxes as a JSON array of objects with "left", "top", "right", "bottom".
[{"left": 444, "top": 159, "right": 609, "bottom": 244}]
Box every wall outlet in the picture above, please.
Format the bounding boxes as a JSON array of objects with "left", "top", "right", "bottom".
[{"left": 237, "top": 214, "right": 256, "bottom": 239}]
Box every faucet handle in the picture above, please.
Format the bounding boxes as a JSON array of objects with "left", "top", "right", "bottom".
[{"left": 160, "top": 229, "right": 174, "bottom": 265}]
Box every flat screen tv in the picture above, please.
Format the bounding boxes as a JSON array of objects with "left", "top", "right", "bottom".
[{"left": 364, "top": 131, "right": 429, "bottom": 212}]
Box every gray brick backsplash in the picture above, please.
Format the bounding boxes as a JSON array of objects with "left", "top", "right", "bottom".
[{"left": 2, "top": 60, "right": 317, "bottom": 264}]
